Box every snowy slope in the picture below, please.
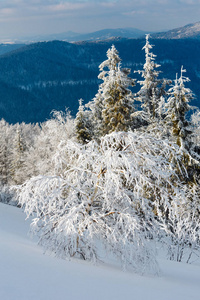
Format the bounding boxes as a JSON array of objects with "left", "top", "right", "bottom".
[{"left": 0, "top": 202, "right": 200, "bottom": 300}]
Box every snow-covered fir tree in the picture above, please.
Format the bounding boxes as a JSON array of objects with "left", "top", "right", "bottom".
[
  {"left": 75, "top": 99, "right": 92, "bottom": 144},
  {"left": 87, "top": 45, "right": 135, "bottom": 137},
  {"left": 135, "top": 34, "right": 169, "bottom": 123},
  {"left": 86, "top": 86, "right": 104, "bottom": 139},
  {"left": 165, "top": 66, "right": 194, "bottom": 152}
]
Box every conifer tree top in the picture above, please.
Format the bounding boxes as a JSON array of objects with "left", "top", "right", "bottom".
[
  {"left": 141, "top": 34, "right": 161, "bottom": 84},
  {"left": 99, "top": 44, "right": 121, "bottom": 77}
]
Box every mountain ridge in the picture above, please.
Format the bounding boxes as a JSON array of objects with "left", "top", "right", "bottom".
[
  {"left": 1, "top": 21, "right": 200, "bottom": 45},
  {"left": 152, "top": 21, "right": 200, "bottom": 39},
  {"left": 0, "top": 28, "right": 148, "bottom": 44}
]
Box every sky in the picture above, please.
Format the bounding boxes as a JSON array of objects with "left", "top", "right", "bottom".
[{"left": 0, "top": 0, "right": 200, "bottom": 39}]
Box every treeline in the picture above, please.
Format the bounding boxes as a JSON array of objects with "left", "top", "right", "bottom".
[{"left": 1, "top": 35, "right": 200, "bottom": 273}]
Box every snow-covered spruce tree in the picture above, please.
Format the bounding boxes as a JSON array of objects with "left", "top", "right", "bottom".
[
  {"left": 86, "top": 87, "right": 104, "bottom": 139},
  {"left": 165, "top": 66, "right": 194, "bottom": 152},
  {"left": 165, "top": 67, "right": 200, "bottom": 179},
  {"left": 87, "top": 45, "right": 135, "bottom": 138},
  {"left": 75, "top": 99, "right": 93, "bottom": 144},
  {"left": 134, "top": 34, "right": 169, "bottom": 123},
  {"left": 18, "top": 130, "right": 200, "bottom": 273}
]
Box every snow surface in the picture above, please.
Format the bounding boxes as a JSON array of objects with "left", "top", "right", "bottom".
[{"left": 0, "top": 202, "right": 200, "bottom": 300}]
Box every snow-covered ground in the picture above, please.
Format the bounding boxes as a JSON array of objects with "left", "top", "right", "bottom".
[{"left": 0, "top": 202, "right": 200, "bottom": 300}]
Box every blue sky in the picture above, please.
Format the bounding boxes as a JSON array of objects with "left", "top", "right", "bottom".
[{"left": 0, "top": 0, "right": 200, "bottom": 39}]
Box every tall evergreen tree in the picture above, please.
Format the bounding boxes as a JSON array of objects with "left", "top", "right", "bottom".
[
  {"left": 87, "top": 45, "right": 135, "bottom": 137},
  {"left": 165, "top": 66, "right": 194, "bottom": 151},
  {"left": 165, "top": 67, "right": 200, "bottom": 189},
  {"left": 135, "top": 34, "right": 169, "bottom": 122}
]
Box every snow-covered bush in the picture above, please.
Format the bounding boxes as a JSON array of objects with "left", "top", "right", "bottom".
[
  {"left": 0, "top": 184, "right": 18, "bottom": 206},
  {"left": 159, "top": 179, "right": 200, "bottom": 263},
  {"left": 26, "top": 109, "right": 75, "bottom": 177},
  {"left": 0, "top": 110, "right": 75, "bottom": 189},
  {"left": 18, "top": 130, "right": 199, "bottom": 273}
]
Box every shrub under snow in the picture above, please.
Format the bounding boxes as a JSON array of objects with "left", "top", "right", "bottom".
[{"left": 17, "top": 131, "right": 200, "bottom": 273}]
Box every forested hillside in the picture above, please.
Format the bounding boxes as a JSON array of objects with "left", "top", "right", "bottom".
[
  {"left": 0, "top": 44, "right": 25, "bottom": 56},
  {"left": 0, "top": 38, "right": 200, "bottom": 123}
]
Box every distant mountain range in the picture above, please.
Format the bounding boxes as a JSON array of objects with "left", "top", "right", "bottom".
[
  {"left": 31, "top": 28, "right": 147, "bottom": 43},
  {"left": 0, "top": 28, "right": 148, "bottom": 44},
  {"left": 152, "top": 21, "right": 200, "bottom": 39},
  {"left": 0, "top": 36, "right": 200, "bottom": 124},
  {"left": 1, "top": 21, "right": 200, "bottom": 45}
]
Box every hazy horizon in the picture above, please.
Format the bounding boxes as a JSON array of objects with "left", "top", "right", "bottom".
[{"left": 0, "top": 0, "right": 199, "bottom": 40}]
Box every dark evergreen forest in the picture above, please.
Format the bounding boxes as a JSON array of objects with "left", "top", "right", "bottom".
[{"left": 0, "top": 38, "right": 199, "bottom": 123}]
